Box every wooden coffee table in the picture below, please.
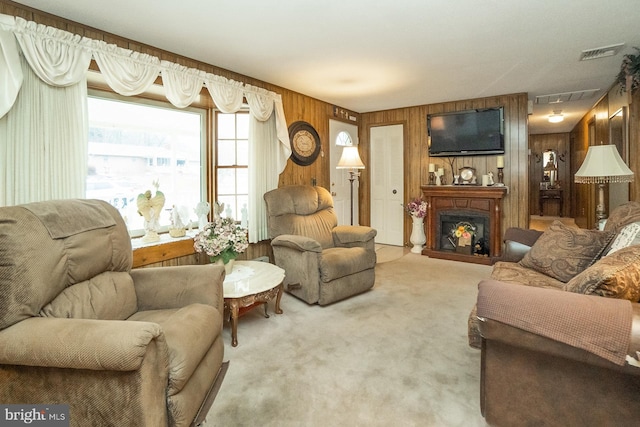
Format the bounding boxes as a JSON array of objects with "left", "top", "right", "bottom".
[{"left": 223, "top": 260, "right": 285, "bottom": 347}]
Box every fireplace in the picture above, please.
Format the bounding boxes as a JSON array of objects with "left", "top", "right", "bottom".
[
  {"left": 420, "top": 185, "right": 507, "bottom": 265},
  {"left": 438, "top": 211, "right": 489, "bottom": 257}
]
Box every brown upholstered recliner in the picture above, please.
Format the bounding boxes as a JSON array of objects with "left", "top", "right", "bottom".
[
  {"left": 263, "top": 185, "right": 377, "bottom": 305},
  {"left": 0, "top": 199, "right": 227, "bottom": 427}
]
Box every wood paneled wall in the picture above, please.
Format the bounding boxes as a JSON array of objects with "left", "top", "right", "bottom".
[
  {"left": 360, "top": 94, "right": 530, "bottom": 244},
  {"left": 529, "top": 134, "right": 571, "bottom": 217}
]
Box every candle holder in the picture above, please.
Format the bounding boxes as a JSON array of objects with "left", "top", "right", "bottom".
[
  {"left": 496, "top": 167, "right": 505, "bottom": 186},
  {"left": 428, "top": 171, "right": 436, "bottom": 185}
]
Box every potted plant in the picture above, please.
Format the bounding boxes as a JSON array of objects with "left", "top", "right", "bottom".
[
  {"left": 193, "top": 217, "right": 249, "bottom": 273},
  {"left": 617, "top": 47, "right": 640, "bottom": 94}
]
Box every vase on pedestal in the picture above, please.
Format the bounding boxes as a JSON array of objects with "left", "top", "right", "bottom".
[{"left": 410, "top": 214, "right": 426, "bottom": 254}]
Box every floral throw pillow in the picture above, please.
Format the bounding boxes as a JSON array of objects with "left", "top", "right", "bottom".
[{"left": 519, "top": 221, "right": 612, "bottom": 283}]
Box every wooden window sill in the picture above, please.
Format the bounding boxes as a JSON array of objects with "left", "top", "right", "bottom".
[{"left": 132, "top": 230, "right": 198, "bottom": 268}]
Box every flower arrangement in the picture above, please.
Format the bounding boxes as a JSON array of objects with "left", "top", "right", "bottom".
[
  {"left": 402, "top": 197, "right": 427, "bottom": 218},
  {"left": 617, "top": 47, "right": 640, "bottom": 94},
  {"left": 193, "top": 217, "right": 249, "bottom": 264},
  {"left": 451, "top": 222, "right": 476, "bottom": 240}
]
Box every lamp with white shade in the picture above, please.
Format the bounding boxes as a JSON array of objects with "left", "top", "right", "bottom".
[
  {"left": 574, "top": 144, "right": 634, "bottom": 228},
  {"left": 336, "top": 146, "right": 365, "bottom": 225}
]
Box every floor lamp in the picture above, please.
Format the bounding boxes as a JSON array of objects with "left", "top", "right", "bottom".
[
  {"left": 575, "top": 144, "right": 634, "bottom": 229},
  {"left": 336, "top": 146, "right": 365, "bottom": 225}
]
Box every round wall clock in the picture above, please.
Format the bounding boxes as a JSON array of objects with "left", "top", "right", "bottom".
[{"left": 288, "top": 121, "right": 321, "bottom": 166}]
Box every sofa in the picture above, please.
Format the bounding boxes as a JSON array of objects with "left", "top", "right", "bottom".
[
  {"left": 468, "top": 201, "right": 640, "bottom": 426},
  {"left": 0, "top": 199, "right": 228, "bottom": 427},
  {"left": 264, "top": 185, "right": 377, "bottom": 305}
]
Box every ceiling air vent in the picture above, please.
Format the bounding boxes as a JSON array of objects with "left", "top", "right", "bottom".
[
  {"left": 579, "top": 43, "right": 625, "bottom": 61},
  {"left": 535, "top": 89, "right": 600, "bottom": 105}
]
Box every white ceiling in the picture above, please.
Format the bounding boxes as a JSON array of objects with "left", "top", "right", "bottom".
[{"left": 12, "top": 0, "right": 640, "bottom": 134}]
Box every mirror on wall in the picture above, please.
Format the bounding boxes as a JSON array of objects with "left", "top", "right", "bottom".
[
  {"left": 609, "top": 106, "right": 630, "bottom": 212},
  {"left": 609, "top": 107, "right": 628, "bottom": 161},
  {"left": 541, "top": 149, "right": 558, "bottom": 188}
]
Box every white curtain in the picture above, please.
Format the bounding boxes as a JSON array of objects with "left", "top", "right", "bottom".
[
  {"left": 0, "top": 16, "right": 22, "bottom": 118},
  {"left": 0, "top": 55, "right": 87, "bottom": 205},
  {"left": 244, "top": 85, "right": 292, "bottom": 242},
  {"left": 0, "top": 18, "right": 89, "bottom": 206},
  {"left": 92, "top": 40, "right": 160, "bottom": 96},
  {"left": 0, "top": 15, "right": 292, "bottom": 240},
  {"left": 161, "top": 61, "right": 206, "bottom": 109},
  {"left": 204, "top": 74, "right": 244, "bottom": 113}
]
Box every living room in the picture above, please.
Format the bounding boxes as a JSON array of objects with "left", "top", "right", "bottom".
[{"left": 2, "top": 1, "right": 640, "bottom": 426}]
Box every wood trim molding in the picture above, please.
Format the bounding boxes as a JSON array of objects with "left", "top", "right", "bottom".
[{"left": 132, "top": 238, "right": 197, "bottom": 268}]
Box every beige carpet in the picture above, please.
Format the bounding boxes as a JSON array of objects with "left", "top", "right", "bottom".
[
  {"left": 205, "top": 254, "right": 492, "bottom": 427},
  {"left": 375, "top": 243, "right": 409, "bottom": 263}
]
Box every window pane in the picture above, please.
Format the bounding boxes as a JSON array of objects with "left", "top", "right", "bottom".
[
  {"left": 217, "top": 140, "right": 236, "bottom": 166},
  {"left": 236, "top": 114, "right": 249, "bottom": 139},
  {"left": 237, "top": 140, "right": 248, "bottom": 165},
  {"left": 217, "top": 195, "right": 236, "bottom": 218},
  {"left": 236, "top": 168, "right": 248, "bottom": 194},
  {"left": 217, "top": 169, "right": 236, "bottom": 195},
  {"left": 215, "top": 111, "right": 249, "bottom": 222},
  {"left": 217, "top": 114, "right": 236, "bottom": 139},
  {"left": 87, "top": 95, "right": 204, "bottom": 236}
]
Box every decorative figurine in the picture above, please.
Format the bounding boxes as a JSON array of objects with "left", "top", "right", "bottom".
[
  {"left": 137, "top": 180, "right": 165, "bottom": 243},
  {"left": 169, "top": 205, "right": 187, "bottom": 238},
  {"left": 195, "top": 201, "right": 210, "bottom": 230}
]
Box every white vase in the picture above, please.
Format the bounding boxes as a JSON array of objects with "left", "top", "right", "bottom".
[
  {"left": 214, "top": 258, "right": 235, "bottom": 274},
  {"left": 410, "top": 214, "right": 426, "bottom": 254}
]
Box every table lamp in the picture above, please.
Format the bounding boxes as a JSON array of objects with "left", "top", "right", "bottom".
[
  {"left": 336, "top": 146, "right": 365, "bottom": 225},
  {"left": 574, "top": 144, "right": 634, "bottom": 228}
]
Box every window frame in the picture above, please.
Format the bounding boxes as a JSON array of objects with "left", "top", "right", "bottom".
[
  {"left": 86, "top": 87, "right": 208, "bottom": 237},
  {"left": 214, "top": 110, "right": 250, "bottom": 222}
]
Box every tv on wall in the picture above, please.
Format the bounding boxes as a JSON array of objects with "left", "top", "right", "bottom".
[{"left": 427, "top": 107, "right": 504, "bottom": 157}]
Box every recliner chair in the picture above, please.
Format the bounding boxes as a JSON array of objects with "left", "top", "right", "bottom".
[
  {"left": 264, "top": 185, "right": 377, "bottom": 305},
  {"left": 0, "top": 199, "right": 227, "bottom": 427}
]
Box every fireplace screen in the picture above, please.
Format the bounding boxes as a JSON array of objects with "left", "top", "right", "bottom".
[{"left": 438, "top": 212, "right": 490, "bottom": 257}]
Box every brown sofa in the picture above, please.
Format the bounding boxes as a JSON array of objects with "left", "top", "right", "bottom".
[
  {"left": 264, "top": 185, "right": 377, "bottom": 305},
  {"left": 468, "top": 201, "right": 640, "bottom": 425},
  {"left": 0, "top": 199, "right": 228, "bottom": 427}
]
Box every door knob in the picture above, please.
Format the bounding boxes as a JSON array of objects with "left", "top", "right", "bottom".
[{"left": 392, "top": 189, "right": 397, "bottom": 194}]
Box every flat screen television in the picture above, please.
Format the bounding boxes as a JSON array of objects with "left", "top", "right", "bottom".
[{"left": 427, "top": 107, "right": 504, "bottom": 157}]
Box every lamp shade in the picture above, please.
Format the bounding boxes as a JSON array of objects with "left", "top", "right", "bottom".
[
  {"left": 574, "top": 144, "right": 634, "bottom": 184},
  {"left": 336, "top": 146, "right": 365, "bottom": 169}
]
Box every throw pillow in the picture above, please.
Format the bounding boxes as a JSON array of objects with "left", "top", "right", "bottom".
[
  {"left": 564, "top": 245, "right": 640, "bottom": 302},
  {"left": 519, "top": 221, "right": 612, "bottom": 283},
  {"left": 605, "top": 221, "right": 640, "bottom": 256}
]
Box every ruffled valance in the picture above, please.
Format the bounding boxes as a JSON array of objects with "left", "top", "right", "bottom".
[
  {"left": 0, "top": 13, "right": 292, "bottom": 242},
  {"left": 0, "top": 15, "right": 291, "bottom": 162}
]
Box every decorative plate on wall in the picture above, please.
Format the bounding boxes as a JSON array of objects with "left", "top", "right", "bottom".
[{"left": 288, "top": 121, "right": 321, "bottom": 166}]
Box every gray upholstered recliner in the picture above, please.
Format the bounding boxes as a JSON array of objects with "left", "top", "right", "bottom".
[
  {"left": 0, "top": 199, "right": 227, "bottom": 427},
  {"left": 263, "top": 185, "right": 377, "bottom": 305}
]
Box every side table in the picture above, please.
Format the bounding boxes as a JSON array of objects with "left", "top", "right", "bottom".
[{"left": 223, "top": 260, "right": 285, "bottom": 347}]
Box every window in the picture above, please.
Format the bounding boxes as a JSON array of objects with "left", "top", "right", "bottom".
[
  {"left": 86, "top": 92, "right": 205, "bottom": 236},
  {"left": 216, "top": 112, "right": 249, "bottom": 221}
]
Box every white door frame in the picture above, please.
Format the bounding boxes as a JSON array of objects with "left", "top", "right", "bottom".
[{"left": 330, "top": 120, "right": 359, "bottom": 225}]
